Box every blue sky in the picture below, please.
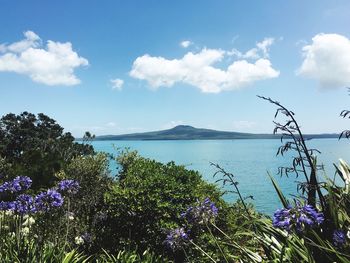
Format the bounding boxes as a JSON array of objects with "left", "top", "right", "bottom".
[{"left": 0, "top": 1, "right": 350, "bottom": 136}]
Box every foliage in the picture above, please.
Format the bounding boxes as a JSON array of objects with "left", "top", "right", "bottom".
[
  {"left": 94, "top": 249, "right": 166, "bottom": 263},
  {"left": 258, "top": 96, "right": 324, "bottom": 207},
  {"left": 33, "top": 153, "right": 113, "bottom": 252},
  {"left": 0, "top": 105, "right": 349, "bottom": 262},
  {"left": 250, "top": 96, "right": 350, "bottom": 262},
  {"left": 102, "top": 150, "right": 249, "bottom": 261},
  {"left": 0, "top": 112, "right": 94, "bottom": 189}
]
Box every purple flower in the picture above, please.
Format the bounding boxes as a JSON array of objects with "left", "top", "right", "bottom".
[
  {"left": 164, "top": 227, "right": 189, "bottom": 251},
  {"left": 14, "top": 194, "right": 36, "bottom": 214},
  {"left": 0, "top": 176, "right": 32, "bottom": 193},
  {"left": 0, "top": 201, "right": 16, "bottom": 211},
  {"left": 35, "top": 189, "right": 64, "bottom": 211},
  {"left": 181, "top": 198, "right": 218, "bottom": 225},
  {"left": 273, "top": 203, "right": 324, "bottom": 233},
  {"left": 0, "top": 182, "right": 9, "bottom": 193},
  {"left": 58, "top": 179, "right": 80, "bottom": 195},
  {"left": 333, "top": 230, "right": 346, "bottom": 247},
  {"left": 273, "top": 208, "right": 292, "bottom": 231}
]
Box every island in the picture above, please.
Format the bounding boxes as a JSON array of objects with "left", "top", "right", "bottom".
[{"left": 91, "top": 125, "right": 339, "bottom": 140}]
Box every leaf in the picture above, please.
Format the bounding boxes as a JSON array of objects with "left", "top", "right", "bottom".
[{"left": 268, "top": 172, "right": 289, "bottom": 208}]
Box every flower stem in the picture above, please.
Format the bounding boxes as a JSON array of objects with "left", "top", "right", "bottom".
[
  {"left": 206, "top": 221, "right": 229, "bottom": 263},
  {"left": 189, "top": 240, "right": 216, "bottom": 263}
]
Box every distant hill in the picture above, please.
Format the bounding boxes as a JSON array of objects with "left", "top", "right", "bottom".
[{"left": 90, "top": 125, "right": 339, "bottom": 141}]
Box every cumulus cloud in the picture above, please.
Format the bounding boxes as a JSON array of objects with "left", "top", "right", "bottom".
[
  {"left": 130, "top": 39, "right": 279, "bottom": 93},
  {"left": 180, "top": 40, "right": 192, "bottom": 48},
  {"left": 110, "top": 78, "right": 124, "bottom": 90},
  {"left": 297, "top": 33, "right": 350, "bottom": 89},
  {"left": 228, "top": 37, "right": 275, "bottom": 59},
  {"left": 0, "top": 31, "right": 88, "bottom": 86}
]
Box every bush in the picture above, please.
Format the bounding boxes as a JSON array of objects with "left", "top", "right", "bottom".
[
  {"left": 32, "top": 153, "right": 113, "bottom": 252},
  {"left": 100, "top": 151, "right": 240, "bottom": 257}
]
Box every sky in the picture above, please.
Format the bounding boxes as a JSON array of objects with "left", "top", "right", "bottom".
[{"left": 0, "top": 0, "right": 350, "bottom": 137}]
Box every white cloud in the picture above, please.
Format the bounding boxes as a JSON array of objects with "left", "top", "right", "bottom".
[
  {"left": 228, "top": 37, "right": 275, "bottom": 59},
  {"left": 0, "top": 31, "right": 88, "bottom": 86},
  {"left": 256, "top": 38, "right": 274, "bottom": 58},
  {"left": 110, "top": 78, "right": 124, "bottom": 90},
  {"left": 297, "top": 33, "right": 350, "bottom": 89},
  {"left": 130, "top": 40, "right": 279, "bottom": 93},
  {"left": 180, "top": 40, "right": 192, "bottom": 48}
]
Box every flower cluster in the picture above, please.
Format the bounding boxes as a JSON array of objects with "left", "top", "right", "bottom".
[
  {"left": 273, "top": 203, "right": 324, "bottom": 233},
  {"left": 0, "top": 177, "right": 82, "bottom": 215},
  {"left": 34, "top": 189, "right": 64, "bottom": 212},
  {"left": 333, "top": 230, "right": 346, "bottom": 247},
  {"left": 0, "top": 176, "right": 32, "bottom": 193},
  {"left": 181, "top": 197, "right": 218, "bottom": 225},
  {"left": 164, "top": 227, "right": 189, "bottom": 251},
  {"left": 58, "top": 179, "right": 80, "bottom": 195},
  {"left": 13, "top": 194, "right": 36, "bottom": 214}
]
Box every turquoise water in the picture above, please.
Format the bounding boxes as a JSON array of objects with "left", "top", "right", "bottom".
[{"left": 91, "top": 139, "right": 349, "bottom": 215}]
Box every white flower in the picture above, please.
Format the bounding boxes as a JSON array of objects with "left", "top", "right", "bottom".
[
  {"left": 5, "top": 210, "right": 14, "bottom": 216},
  {"left": 21, "top": 226, "right": 30, "bottom": 236},
  {"left": 67, "top": 212, "right": 75, "bottom": 221},
  {"left": 22, "top": 216, "right": 35, "bottom": 227},
  {"left": 347, "top": 228, "right": 350, "bottom": 239},
  {"left": 75, "top": 236, "right": 84, "bottom": 245}
]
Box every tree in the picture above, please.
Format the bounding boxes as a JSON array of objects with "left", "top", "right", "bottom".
[{"left": 0, "top": 112, "right": 94, "bottom": 189}]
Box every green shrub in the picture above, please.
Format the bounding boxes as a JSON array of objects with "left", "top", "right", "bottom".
[
  {"left": 32, "top": 153, "right": 113, "bottom": 252},
  {"left": 100, "top": 151, "right": 238, "bottom": 257}
]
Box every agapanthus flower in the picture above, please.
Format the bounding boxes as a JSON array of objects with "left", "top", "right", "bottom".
[
  {"left": 14, "top": 194, "right": 36, "bottom": 214},
  {"left": 273, "top": 203, "right": 324, "bottom": 233},
  {"left": 181, "top": 197, "right": 218, "bottom": 225},
  {"left": 164, "top": 227, "right": 189, "bottom": 251},
  {"left": 0, "top": 176, "right": 32, "bottom": 193},
  {"left": 0, "top": 201, "right": 16, "bottom": 211},
  {"left": 35, "top": 189, "right": 64, "bottom": 211},
  {"left": 0, "top": 182, "right": 9, "bottom": 193},
  {"left": 58, "top": 179, "right": 80, "bottom": 195},
  {"left": 333, "top": 230, "right": 346, "bottom": 247}
]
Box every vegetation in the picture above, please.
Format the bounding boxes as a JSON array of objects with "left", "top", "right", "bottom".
[
  {"left": 0, "top": 112, "right": 93, "bottom": 189},
  {"left": 0, "top": 98, "right": 349, "bottom": 262}
]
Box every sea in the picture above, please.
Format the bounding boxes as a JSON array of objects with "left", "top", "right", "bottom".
[{"left": 91, "top": 139, "right": 349, "bottom": 215}]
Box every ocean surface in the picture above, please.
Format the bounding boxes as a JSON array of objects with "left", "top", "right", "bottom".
[{"left": 91, "top": 139, "right": 349, "bottom": 215}]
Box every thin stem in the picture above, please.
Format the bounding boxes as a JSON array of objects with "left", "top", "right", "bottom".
[
  {"left": 65, "top": 197, "right": 71, "bottom": 248},
  {"left": 205, "top": 221, "right": 229, "bottom": 263},
  {"left": 181, "top": 247, "right": 190, "bottom": 263},
  {"left": 189, "top": 240, "right": 217, "bottom": 263},
  {"left": 211, "top": 222, "right": 232, "bottom": 241}
]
